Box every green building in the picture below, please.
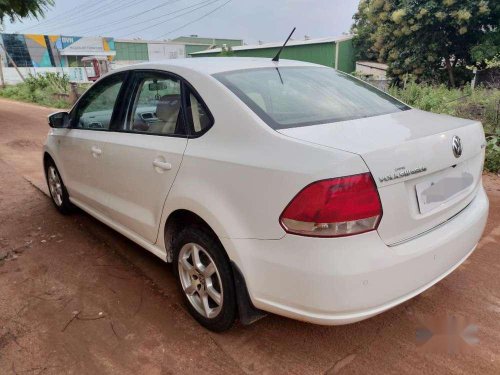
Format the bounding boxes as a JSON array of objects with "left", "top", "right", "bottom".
[
  {"left": 112, "top": 35, "right": 244, "bottom": 63},
  {"left": 171, "top": 35, "right": 244, "bottom": 55},
  {"left": 190, "top": 35, "right": 355, "bottom": 73},
  {"left": 114, "top": 40, "right": 150, "bottom": 61}
]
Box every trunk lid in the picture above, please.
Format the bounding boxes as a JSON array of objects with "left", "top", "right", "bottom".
[{"left": 278, "top": 109, "right": 485, "bottom": 245}]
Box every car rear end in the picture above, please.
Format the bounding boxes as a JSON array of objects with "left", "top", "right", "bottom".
[
  {"left": 222, "top": 139, "right": 488, "bottom": 324},
  {"left": 224, "top": 188, "right": 487, "bottom": 324},
  {"left": 213, "top": 63, "right": 489, "bottom": 324}
]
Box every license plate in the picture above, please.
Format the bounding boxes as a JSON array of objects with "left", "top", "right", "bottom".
[{"left": 415, "top": 167, "right": 474, "bottom": 214}]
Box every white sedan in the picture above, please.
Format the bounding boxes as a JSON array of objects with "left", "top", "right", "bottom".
[{"left": 43, "top": 57, "right": 489, "bottom": 331}]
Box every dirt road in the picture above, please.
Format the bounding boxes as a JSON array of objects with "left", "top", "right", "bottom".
[{"left": 1, "top": 98, "right": 499, "bottom": 374}]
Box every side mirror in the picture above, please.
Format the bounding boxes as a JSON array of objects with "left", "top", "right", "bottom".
[{"left": 48, "top": 111, "right": 70, "bottom": 128}]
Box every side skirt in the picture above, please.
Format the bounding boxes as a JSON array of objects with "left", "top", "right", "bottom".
[{"left": 69, "top": 197, "right": 167, "bottom": 261}]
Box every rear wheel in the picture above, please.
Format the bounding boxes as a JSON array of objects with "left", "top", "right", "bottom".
[
  {"left": 45, "top": 160, "right": 74, "bottom": 214},
  {"left": 173, "top": 226, "right": 236, "bottom": 332}
]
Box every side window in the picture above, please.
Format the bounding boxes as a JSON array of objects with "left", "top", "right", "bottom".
[
  {"left": 185, "top": 88, "right": 213, "bottom": 134},
  {"left": 127, "top": 73, "right": 184, "bottom": 136},
  {"left": 73, "top": 74, "right": 124, "bottom": 130}
]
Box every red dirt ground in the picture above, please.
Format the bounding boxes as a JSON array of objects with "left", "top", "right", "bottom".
[{"left": 1, "top": 98, "right": 499, "bottom": 374}]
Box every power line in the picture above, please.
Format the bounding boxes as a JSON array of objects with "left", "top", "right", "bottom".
[
  {"left": 18, "top": 0, "right": 119, "bottom": 33},
  {"left": 11, "top": 0, "right": 233, "bottom": 42},
  {"left": 46, "top": 0, "right": 139, "bottom": 34},
  {"left": 15, "top": 0, "right": 111, "bottom": 32},
  {"left": 71, "top": 0, "right": 184, "bottom": 35},
  {"left": 18, "top": 0, "right": 103, "bottom": 29},
  {"left": 101, "top": 0, "right": 217, "bottom": 37},
  {"left": 117, "top": 0, "right": 222, "bottom": 38},
  {"left": 72, "top": 0, "right": 141, "bottom": 24},
  {"left": 20, "top": 0, "right": 138, "bottom": 34},
  {"left": 156, "top": 0, "right": 233, "bottom": 38}
]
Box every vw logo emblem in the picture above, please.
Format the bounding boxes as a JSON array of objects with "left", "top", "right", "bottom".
[{"left": 452, "top": 136, "right": 462, "bottom": 158}]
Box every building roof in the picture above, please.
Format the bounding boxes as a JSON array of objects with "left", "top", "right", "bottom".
[
  {"left": 172, "top": 36, "right": 243, "bottom": 45},
  {"left": 190, "top": 34, "right": 354, "bottom": 55},
  {"left": 113, "top": 57, "right": 321, "bottom": 75},
  {"left": 114, "top": 38, "right": 186, "bottom": 45}
]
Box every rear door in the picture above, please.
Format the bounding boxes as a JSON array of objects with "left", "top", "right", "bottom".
[
  {"left": 59, "top": 72, "right": 127, "bottom": 214},
  {"left": 99, "top": 70, "right": 188, "bottom": 243}
]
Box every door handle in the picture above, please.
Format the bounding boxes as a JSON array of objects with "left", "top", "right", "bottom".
[
  {"left": 91, "top": 146, "right": 102, "bottom": 156},
  {"left": 152, "top": 159, "right": 172, "bottom": 171}
]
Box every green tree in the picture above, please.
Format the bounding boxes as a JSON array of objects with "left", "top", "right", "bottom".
[
  {"left": 351, "top": 0, "right": 378, "bottom": 61},
  {"left": 0, "top": 0, "right": 53, "bottom": 23},
  {"left": 470, "top": 29, "right": 500, "bottom": 67},
  {"left": 352, "top": 0, "right": 499, "bottom": 86}
]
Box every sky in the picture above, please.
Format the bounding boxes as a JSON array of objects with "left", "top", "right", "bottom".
[{"left": 1, "top": 0, "right": 359, "bottom": 45}]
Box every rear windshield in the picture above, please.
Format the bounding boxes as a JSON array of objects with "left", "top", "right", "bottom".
[{"left": 214, "top": 67, "right": 409, "bottom": 129}]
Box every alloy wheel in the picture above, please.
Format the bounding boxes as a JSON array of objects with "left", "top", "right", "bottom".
[
  {"left": 47, "top": 165, "right": 63, "bottom": 207},
  {"left": 178, "top": 242, "right": 223, "bottom": 319}
]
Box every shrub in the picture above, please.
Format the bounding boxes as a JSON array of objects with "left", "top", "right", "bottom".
[
  {"left": 389, "top": 81, "right": 499, "bottom": 133},
  {"left": 0, "top": 72, "right": 72, "bottom": 108},
  {"left": 24, "top": 72, "right": 70, "bottom": 93},
  {"left": 485, "top": 134, "right": 500, "bottom": 173},
  {"left": 46, "top": 72, "right": 70, "bottom": 93},
  {"left": 389, "top": 81, "right": 500, "bottom": 172}
]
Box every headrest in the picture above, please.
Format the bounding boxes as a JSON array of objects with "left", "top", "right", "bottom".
[{"left": 156, "top": 94, "right": 180, "bottom": 122}]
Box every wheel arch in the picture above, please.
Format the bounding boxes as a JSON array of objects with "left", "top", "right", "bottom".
[
  {"left": 162, "top": 209, "right": 229, "bottom": 263},
  {"left": 163, "top": 208, "right": 266, "bottom": 325},
  {"left": 43, "top": 151, "right": 58, "bottom": 180},
  {"left": 43, "top": 151, "right": 62, "bottom": 175},
  {"left": 43, "top": 151, "right": 54, "bottom": 169},
  {"left": 43, "top": 150, "right": 69, "bottom": 185}
]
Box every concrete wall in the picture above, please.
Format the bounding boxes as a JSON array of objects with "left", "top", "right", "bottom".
[
  {"left": 355, "top": 61, "right": 388, "bottom": 79},
  {"left": 1, "top": 67, "right": 88, "bottom": 84},
  {"left": 147, "top": 42, "right": 185, "bottom": 61}
]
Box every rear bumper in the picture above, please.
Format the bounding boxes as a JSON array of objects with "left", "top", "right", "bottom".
[{"left": 222, "top": 185, "right": 489, "bottom": 325}]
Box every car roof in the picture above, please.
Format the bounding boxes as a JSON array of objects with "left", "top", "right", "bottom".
[{"left": 114, "top": 57, "right": 323, "bottom": 75}]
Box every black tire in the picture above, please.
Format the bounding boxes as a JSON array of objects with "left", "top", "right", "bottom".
[
  {"left": 173, "top": 225, "right": 236, "bottom": 332},
  {"left": 44, "top": 158, "right": 74, "bottom": 215}
]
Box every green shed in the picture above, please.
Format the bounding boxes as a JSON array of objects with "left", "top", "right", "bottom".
[
  {"left": 189, "top": 35, "right": 355, "bottom": 73},
  {"left": 114, "top": 41, "right": 149, "bottom": 61},
  {"left": 172, "top": 35, "right": 244, "bottom": 56}
]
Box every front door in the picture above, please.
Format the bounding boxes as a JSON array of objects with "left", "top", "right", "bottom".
[
  {"left": 59, "top": 72, "right": 127, "bottom": 214},
  {"left": 100, "top": 71, "right": 188, "bottom": 243}
]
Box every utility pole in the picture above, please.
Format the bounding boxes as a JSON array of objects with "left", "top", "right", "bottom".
[
  {"left": 0, "top": 44, "right": 25, "bottom": 82},
  {"left": 471, "top": 67, "right": 477, "bottom": 90},
  {"left": 0, "top": 55, "right": 5, "bottom": 88}
]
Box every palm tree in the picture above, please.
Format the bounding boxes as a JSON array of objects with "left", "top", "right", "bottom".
[{"left": 0, "top": 0, "right": 54, "bottom": 23}]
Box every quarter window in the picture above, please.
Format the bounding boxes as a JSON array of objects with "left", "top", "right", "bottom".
[
  {"left": 186, "top": 88, "right": 212, "bottom": 134},
  {"left": 73, "top": 73, "right": 124, "bottom": 130},
  {"left": 127, "top": 73, "right": 184, "bottom": 136}
]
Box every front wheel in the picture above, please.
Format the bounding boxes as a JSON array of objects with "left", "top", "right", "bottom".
[
  {"left": 173, "top": 226, "right": 236, "bottom": 332},
  {"left": 44, "top": 159, "right": 74, "bottom": 214}
]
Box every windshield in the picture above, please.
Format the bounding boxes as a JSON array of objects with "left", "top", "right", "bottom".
[{"left": 214, "top": 66, "right": 409, "bottom": 130}]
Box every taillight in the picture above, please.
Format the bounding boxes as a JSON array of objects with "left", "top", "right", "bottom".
[{"left": 279, "top": 173, "right": 382, "bottom": 237}]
